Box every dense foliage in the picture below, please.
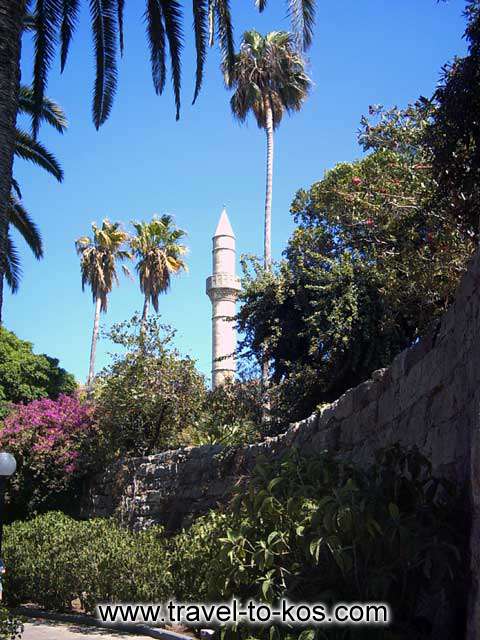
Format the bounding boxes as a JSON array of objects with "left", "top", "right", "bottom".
[
  {"left": 428, "top": 0, "right": 480, "bottom": 239},
  {"left": 3, "top": 509, "right": 225, "bottom": 613},
  {"left": 0, "top": 394, "right": 98, "bottom": 518},
  {"left": 0, "top": 327, "right": 76, "bottom": 417},
  {"left": 3, "top": 447, "right": 465, "bottom": 639},
  {"left": 94, "top": 315, "right": 206, "bottom": 456},
  {"left": 211, "top": 446, "right": 465, "bottom": 639},
  {"left": 238, "top": 103, "right": 474, "bottom": 421},
  {"left": 182, "top": 378, "right": 263, "bottom": 447}
]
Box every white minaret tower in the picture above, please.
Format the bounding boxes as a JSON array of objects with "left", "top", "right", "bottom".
[{"left": 206, "top": 208, "right": 241, "bottom": 388}]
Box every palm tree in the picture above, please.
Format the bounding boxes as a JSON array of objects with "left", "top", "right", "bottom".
[
  {"left": 224, "top": 30, "right": 311, "bottom": 269},
  {"left": 76, "top": 220, "right": 131, "bottom": 388},
  {"left": 0, "top": 87, "right": 67, "bottom": 320},
  {"left": 0, "top": 2, "right": 316, "bottom": 305},
  {"left": 130, "top": 215, "right": 187, "bottom": 329}
]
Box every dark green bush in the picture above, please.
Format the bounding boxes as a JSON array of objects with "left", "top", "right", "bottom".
[
  {"left": 4, "top": 512, "right": 174, "bottom": 611},
  {"left": 210, "top": 445, "right": 466, "bottom": 639},
  {"left": 3, "top": 510, "right": 223, "bottom": 613}
]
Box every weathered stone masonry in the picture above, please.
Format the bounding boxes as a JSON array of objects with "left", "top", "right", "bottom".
[{"left": 85, "top": 250, "right": 480, "bottom": 638}]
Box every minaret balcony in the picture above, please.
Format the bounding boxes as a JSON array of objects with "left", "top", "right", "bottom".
[{"left": 206, "top": 274, "right": 241, "bottom": 299}]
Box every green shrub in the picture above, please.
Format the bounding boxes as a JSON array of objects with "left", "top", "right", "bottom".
[
  {"left": 210, "top": 445, "right": 466, "bottom": 639},
  {"left": 3, "top": 513, "right": 171, "bottom": 611},
  {"left": 3, "top": 511, "right": 222, "bottom": 613},
  {"left": 164, "top": 511, "right": 227, "bottom": 601},
  {"left": 93, "top": 316, "right": 207, "bottom": 456},
  {"left": 94, "top": 316, "right": 265, "bottom": 455},
  {"left": 179, "top": 379, "right": 263, "bottom": 448}
]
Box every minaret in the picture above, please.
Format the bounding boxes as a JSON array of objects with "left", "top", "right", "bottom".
[{"left": 206, "top": 208, "right": 241, "bottom": 388}]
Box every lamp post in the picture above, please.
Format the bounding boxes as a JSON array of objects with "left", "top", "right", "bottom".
[{"left": 0, "top": 453, "right": 16, "bottom": 556}]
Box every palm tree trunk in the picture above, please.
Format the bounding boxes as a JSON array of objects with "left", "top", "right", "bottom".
[
  {"left": 261, "top": 100, "right": 275, "bottom": 401},
  {"left": 0, "top": 1, "right": 25, "bottom": 324},
  {"left": 264, "top": 100, "right": 274, "bottom": 271},
  {"left": 142, "top": 296, "right": 150, "bottom": 324},
  {"left": 140, "top": 296, "right": 150, "bottom": 339},
  {"left": 87, "top": 297, "right": 102, "bottom": 389}
]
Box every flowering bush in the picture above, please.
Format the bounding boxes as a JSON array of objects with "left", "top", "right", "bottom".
[{"left": 0, "top": 395, "right": 99, "bottom": 517}]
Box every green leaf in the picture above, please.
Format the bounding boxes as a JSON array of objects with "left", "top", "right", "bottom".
[
  {"left": 268, "top": 477, "right": 283, "bottom": 493},
  {"left": 388, "top": 503, "right": 400, "bottom": 520}
]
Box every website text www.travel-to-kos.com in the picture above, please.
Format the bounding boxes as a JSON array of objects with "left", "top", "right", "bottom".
[{"left": 96, "top": 599, "right": 391, "bottom": 627}]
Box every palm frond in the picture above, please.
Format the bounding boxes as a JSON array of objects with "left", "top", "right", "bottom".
[
  {"left": 208, "top": 0, "right": 214, "bottom": 47},
  {"left": 117, "top": 0, "right": 125, "bottom": 54},
  {"left": 121, "top": 264, "right": 132, "bottom": 279},
  {"left": 145, "top": 0, "right": 166, "bottom": 95},
  {"left": 4, "top": 234, "right": 21, "bottom": 294},
  {"left": 23, "top": 13, "right": 37, "bottom": 31},
  {"left": 11, "top": 178, "right": 22, "bottom": 200},
  {"left": 90, "top": 0, "right": 118, "bottom": 129},
  {"left": 8, "top": 196, "right": 43, "bottom": 259},
  {"left": 60, "top": 0, "right": 80, "bottom": 71},
  {"left": 192, "top": 0, "right": 209, "bottom": 104},
  {"left": 215, "top": 0, "right": 235, "bottom": 80},
  {"left": 32, "top": 0, "right": 62, "bottom": 138},
  {"left": 18, "top": 85, "right": 68, "bottom": 133},
  {"left": 15, "top": 129, "right": 64, "bottom": 182},
  {"left": 160, "top": 0, "right": 183, "bottom": 120},
  {"left": 255, "top": 0, "right": 268, "bottom": 10},
  {"left": 288, "top": 0, "right": 315, "bottom": 49}
]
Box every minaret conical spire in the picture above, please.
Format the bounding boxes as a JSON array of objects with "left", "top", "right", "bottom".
[{"left": 214, "top": 207, "right": 235, "bottom": 238}]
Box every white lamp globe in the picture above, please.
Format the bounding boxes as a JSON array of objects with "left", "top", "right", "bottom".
[{"left": 0, "top": 453, "right": 16, "bottom": 477}]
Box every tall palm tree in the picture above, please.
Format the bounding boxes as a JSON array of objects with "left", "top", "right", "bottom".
[
  {"left": 224, "top": 30, "right": 311, "bottom": 269},
  {"left": 0, "top": 87, "right": 67, "bottom": 320},
  {"left": 0, "top": 2, "right": 316, "bottom": 304},
  {"left": 130, "top": 215, "right": 187, "bottom": 329},
  {"left": 76, "top": 220, "right": 131, "bottom": 388}
]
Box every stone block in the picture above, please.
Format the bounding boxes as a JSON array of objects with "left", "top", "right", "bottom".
[
  {"left": 390, "top": 350, "right": 407, "bottom": 382},
  {"left": 377, "top": 385, "right": 397, "bottom": 427},
  {"left": 331, "top": 388, "right": 354, "bottom": 420}
]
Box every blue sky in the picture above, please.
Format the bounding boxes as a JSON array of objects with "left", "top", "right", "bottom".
[{"left": 7, "top": 0, "right": 467, "bottom": 384}]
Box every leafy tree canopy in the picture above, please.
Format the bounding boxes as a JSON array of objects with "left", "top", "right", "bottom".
[
  {"left": 0, "top": 327, "right": 76, "bottom": 411},
  {"left": 238, "top": 103, "right": 474, "bottom": 421},
  {"left": 93, "top": 314, "right": 206, "bottom": 456},
  {"left": 427, "top": 0, "right": 480, "bottom": 238}
]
